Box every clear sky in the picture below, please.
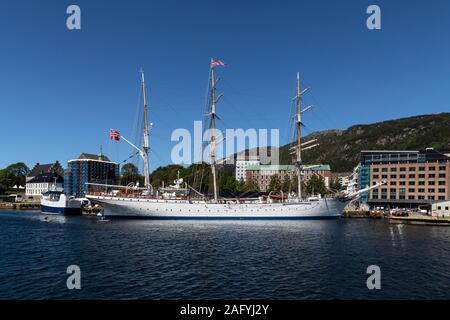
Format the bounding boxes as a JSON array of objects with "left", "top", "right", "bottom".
[{"left": 1, "top": 0, "right": 449, "bottom": 171}]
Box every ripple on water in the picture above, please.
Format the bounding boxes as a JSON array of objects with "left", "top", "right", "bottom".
[{"left": 0, "top": 211, "right": 449, "bottom": 299}]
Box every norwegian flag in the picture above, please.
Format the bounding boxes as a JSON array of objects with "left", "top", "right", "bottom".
[
  {"left": 210, "top": 59, "right": 225, "bottom": 68},
  {"left": 110, "top": 129, "right": 120, "bottom": 141}
]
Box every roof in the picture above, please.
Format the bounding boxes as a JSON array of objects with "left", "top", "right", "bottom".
[
  {"left": 361, "top": 150, "right": 419, "bottom": 154},
  {"left": 27, "top": 173, "right": 63, "bottom": 184},
  {"left": 78, "top": 153, "right": 111, "bottom": 161},
  {"left": 28, "top": 162, "right": 63, "bottom": 177},
  {"left": 246, "top": 164, "right": 331, "bottom": 171}
]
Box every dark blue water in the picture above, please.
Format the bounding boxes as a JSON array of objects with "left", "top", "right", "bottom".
[{"left": 0, "top": 210, "right": 449, "bottom": 299}]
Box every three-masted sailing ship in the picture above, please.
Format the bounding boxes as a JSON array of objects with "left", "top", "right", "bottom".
[{"left": 86, "top": 61, "right": 380, "bottom": 219}]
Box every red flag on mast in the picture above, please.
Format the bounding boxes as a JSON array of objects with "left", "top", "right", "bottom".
[
  {"left": 110, "top": 129, "right": 120, "bottom": 141},
  {"left": 211, "top": 59, "right": 225, "bottom": 68}
]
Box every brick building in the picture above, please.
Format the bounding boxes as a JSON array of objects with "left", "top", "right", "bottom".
[
  {"left": 245, "top": 164, "right": 331, "bottom": 192},
  {"left": 358, "top": 148, "right": 450, "bottom": 207}
]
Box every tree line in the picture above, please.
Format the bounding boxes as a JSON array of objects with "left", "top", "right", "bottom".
[
  {"left": 121, "top": 163, "right": 342, "bottom": 196},
  {"left": 0, "top": 163, "right": 30, "bottom": 194}
]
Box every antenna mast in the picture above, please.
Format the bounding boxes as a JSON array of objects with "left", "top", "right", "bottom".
[
  {"left": 140, "top": 69, "right": 151, "bottom": 194},
  {"left": 209, "top": 60, "right": 219, "bottom": 203},
  {"left": 295, "top": 72, "right": 303, "bottom": 200}
]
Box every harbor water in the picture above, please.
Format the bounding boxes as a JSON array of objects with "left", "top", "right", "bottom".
[{"left": 0, "top": 210, "right": 449, "bottom": 299}]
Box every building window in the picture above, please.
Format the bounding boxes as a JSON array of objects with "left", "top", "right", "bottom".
[
  {"left": 429, "top": 174, "right": 435, "bottom": 178},
  {"left": 382, "top": 168, "right": 388, "bottom": 172},
  {"left": 408, "top": 181, "right": 415, "bottom": 186},
  {"left": 399, "top": 181, "right": 406, "bottom": 186},
  {"left": 428, "top": 196, "right": 435, "bottom": 200},
  {"left": 408, "top": 174, "right": 415, "bottom": 179},
  {"left": 408, "top": 188, "right": 415, "bottom": 193},
  {"left": 390, "top": 174, "right": 397, "bottom": 179},
  {"left": 418, "top": 188, "right": 425, "bottom": 193},
  {"left": 390, "top": 181, "right": 397, "bottom": 186},
  {"left": 418, "top": 196, "right": 425, "bottom": 200},
  {"left": 373, "top": 174, "right": 379, "bottom": 179},
  {"left": 438, "top": 188, "right": 445, "bottom": 193},
  {"left": 400, "top": 167, "right": 407, "bottom": 172},
  {"left": 419, "top": 174, "right": 425, "bottom": 178},
  {"left": 399, "top": 174, "right": 406, "bottom": 179},
  {"left": 373, "top": 168, "right": 379, "bottom": 172},
  {"left": 439, "top": 173, "right": 446, "bottom": 178},
  {"left": 438, "top": 181, "right": 446, "bottom": 185},
  {"left": 390, "top": 168, "right": 397, "bottom": 172},
  {"left": 438, "top": 166, "right": 446, "bottom": 171},
  {"left": 382, "top": 175, "right": 388, "bottom": 179},
  {"left": 428, "top": 189, "right": 435, "bottom": 193},
  {"left": 429, "top": 166, "right": 436, "bottom": 171},
  {"left": 419, "top": 167, "right": 425, "bottom": 171},
  {"left": 409, "top": 167, "right": 416, "bottom": 171},
  {"left": 408, "top": 195, "right": 415, "bottom": 200},
  {"left": 418, "top": 181, "right": 425, "bottom": 185}
]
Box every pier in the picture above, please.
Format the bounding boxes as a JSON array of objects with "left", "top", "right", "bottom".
[{"left": 0, "top": 202, "right": 40, "bottom": 210}]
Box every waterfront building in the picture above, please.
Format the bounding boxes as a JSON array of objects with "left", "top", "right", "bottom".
[
  {"left": 431, "top": 200, "right": 450, "bottom": 218},
  {"left": 358, "top": 148, "right": 450, "bottom": 207},
  {"left": 235, "top": 157, "right": 260, "bottom": 182},
  {"left": 346, "top": 165, "right": 360, "bottom": 195},
  {"left": 245, "top": 164, "right": 331, "bottom": 192},
  {"left": 64, "top": 152, "right": 119, "bottom": 197},
  {"left": 26, "top": 161, "right": 64, "bottom": 183},
  {"left": 25, "top": 173, "right": 63, "bottom": 196}
]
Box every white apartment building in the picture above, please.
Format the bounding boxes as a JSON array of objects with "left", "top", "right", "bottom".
[
  {"left": 235, "top": 159, "right": 260, "bottom": 182},
  {"left": 25, "top": 173, "right": 63, "bottom": 196}
]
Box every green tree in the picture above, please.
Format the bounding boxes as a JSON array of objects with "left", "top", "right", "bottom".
[
  {"left": 304, "top": 174, "right": 327, "bottom": 196},
  {"left": 244, "top": 177, "right": 260, "bottom": 193},
  {"left": 219, "top": 172, "right": 237, "bottom": 193},
  {"left": 330, "top": 177, "right": 343, "bottom": 191},
  {"left": 281, "top": 177, "right": 293, "bottom": 193},
  {"left": 120, "top": 163, "right": 143, "bottom": 186},
  {"left": 268, "top": 176, "right": 282, "bottom": 193},
  {"left": 0, "top": 162, "right": 29, "bottom": 193},
  {"left": 235, "top": 179, "right": 246, "bottom": 193},
  {"left": 150, "top": 164, "right": 185, "bottom": 188}
]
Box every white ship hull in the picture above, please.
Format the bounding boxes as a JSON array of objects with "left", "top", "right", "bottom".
[{"left": 86, "top": 195, "right": 348, "bottom": 219}]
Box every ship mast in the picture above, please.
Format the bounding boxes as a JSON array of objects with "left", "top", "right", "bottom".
[
  {"left": 141, "top": 69, "right": 151, "bottom": 194},
  {"left": 209, "top": 60, "right": 219, "bottom": 203},
  {"left": 295, "top": 72, "right": 303, "bottom": 200}
]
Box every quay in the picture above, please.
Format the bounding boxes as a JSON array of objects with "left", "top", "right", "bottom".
[
  {"left": 389, "top": 215, "right": 450, "bottom": 226},
  {"left": 0, "top": 202, "right": 40, "bottom": 210}
]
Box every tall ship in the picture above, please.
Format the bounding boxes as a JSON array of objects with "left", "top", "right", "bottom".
[{"left": 86, "top": 62, "right": 380, "bottom": 219}]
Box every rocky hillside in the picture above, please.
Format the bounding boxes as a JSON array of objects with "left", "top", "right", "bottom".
[{"left": 279, "top": 113, "right": 450, "bottom": 172}]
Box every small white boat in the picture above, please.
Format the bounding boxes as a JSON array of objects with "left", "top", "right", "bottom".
[{"left": 41, "top": 191, "right": 84, "bottom": 215}]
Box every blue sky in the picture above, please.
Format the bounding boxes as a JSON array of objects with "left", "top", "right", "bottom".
[{"left": 0, "top": 0, "right": 449, "bottom": 171}]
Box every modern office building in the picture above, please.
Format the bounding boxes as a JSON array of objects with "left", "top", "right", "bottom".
[
  {"left": 358, "top": 148, "right": 450, "bottom": 207},
  {"left": 64, "top": 152, "right": 119, "bottom": 197},
  {"left": 245, "top": 164, "right": 331, "bottom": 192}
]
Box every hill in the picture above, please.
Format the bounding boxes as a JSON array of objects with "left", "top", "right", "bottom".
[{"left": 279, "top": 113, "right": 450, "bottom": 172}]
